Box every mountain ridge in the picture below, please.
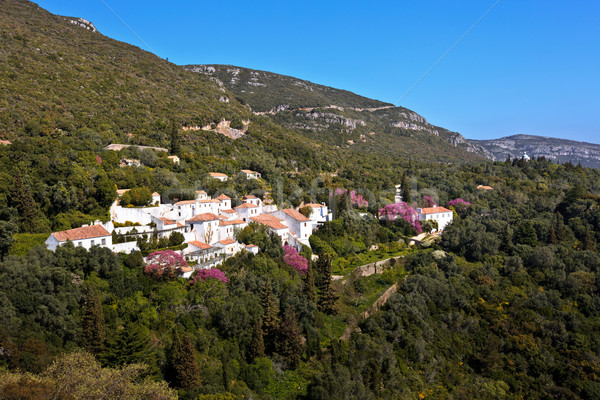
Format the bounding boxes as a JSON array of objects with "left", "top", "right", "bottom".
[{"left": 471, "top": 134, "right": 600, "bottom": 168}]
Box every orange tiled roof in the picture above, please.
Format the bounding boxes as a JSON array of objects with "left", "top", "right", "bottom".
[
  {"left": 188, "top": 241, "right": 212, "bottom": 250},
  {"left": 304, "top": 203, "right": 325, "bottom": 208},
  {"left": 219, "top": 219, "right": 245, "bottom": 226},
  {"left": 158, "top": 217, "right": 176, "bottom": 225},
  {"left": 419, "top": 206, "right": 452, "bottom": 215},
  {"left": 235, "top": 203, "right": 258, "bottom": 209},
  {"left": 219, "top": 238, "right": 236, "bottom": 245},
  {"left": 186, "top": 213, "right": 219, "bottom": 222},
  {"left": 282, "top": 209, "right": 311, "bottom": 222},
  {"left": 175, "top": 200, "right": 196, "bottom": 205},
  {"left": 241, "top": 169, "right": 256, "bottom": 174},
  {"left": 221, "top": 209, "right": 237, "bottom": 214},
  {"left": 251, "top": 214, "right": 288, "bottom": 230},
  {"left": 52, "top": 225, "right": 111, "bottom": 242},
  {"left": 217, "top": 194, "right": 231, "bottom": 200},
  {"left": 210, "top": 172, "right": 228, "bottom": 178},
  {"left": 477, "top": 185, "right": 493, "bottom": 190},
  {"left": 244, "top": 195, "right": 258, "bottom": 199},
  {"left": 195, "top": 190, "right": 207, "bottom": 194},
  {"left": 152, "top": 192, "right": 160, "bottom": 196},
  {"left": 199, "top": 199, "right": 221, "bottom": 204}
]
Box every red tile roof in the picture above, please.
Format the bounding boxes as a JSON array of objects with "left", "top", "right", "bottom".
[
  {"left": 52, "top": 225, "right": 111, "bottom": 242},
  {"left": 186, "top": 213, "right": 219, "bottom": 222},
  {"left": 210, "top": 172, "right": 228, "bottom": 178},
  {"left": 218, "top": 238, "right": 236, "bottom": 245},
  {"left": 241, "top": 169, "right": 257, "bottom": 174},
  {"left": 244, "top": 195, "right": 258, "bottom": 199},
  {"left": 235, "top": 203, "right": 258, "bottom": 209},
  {"left": 477, "top": 185, "right": 493, "bottom": 190},
  {"left": 282, "top": 209, "right": 311, "bottom": 222},
  {"left": 219, "top": 219, "right": 246, "bottom": 226},
  {"left": 199, "top": 199, "right": 221, "bottom": 204},
  {"left": 152, "top": 192, "right": 160, "bottom": 196},
  {"left": 195, "top": 190, "right": 207, "bottom": 194},
  {"left": 176, "top": 200, "right": 196, "bottom": 205},
  {"left": 188, "top": 241, "right": 212, "bottom": 250},
  {"left": 217, "top": 194, "right": 231, "bottom": 200},
  {"left": 304, "top": 203, "right": 325, "bottom": 208},
  {"left": 158, "top": 217, "right": 176, "bottom": 225},
  {"left": 419, "top": 206, "right": 452, "bottom": 215},
  {"left": 250, "top": 215, "right": 288, "bottom": 230},
  {"left": 221, "top": 209, "right": 237, "bottom": 214}
]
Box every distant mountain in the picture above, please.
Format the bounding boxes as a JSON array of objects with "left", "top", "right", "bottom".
[
  {"left": 185, "top": 65, "right": 491, "bottom": 162},
  {"left": 471, "top": 135, "right": 600, "bottom": 169}
]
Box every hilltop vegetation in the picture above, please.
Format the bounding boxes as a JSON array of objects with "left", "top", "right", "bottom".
[{"left": 2, "top": 1, "right": 600, "bottom": 399}]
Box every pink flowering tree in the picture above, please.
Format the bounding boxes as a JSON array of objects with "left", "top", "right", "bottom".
[
  {"left": 350, "top": 190, "right": 369, "bottom": 208},
  {"left": 379, "top": 202, "right": 422, "bottom": 234},
  {"left": 447, "top": 198, "right": 471, "bottom": 214},
  {"left": 330, "top": 188, "right": 369, "bottom": 208},
  {"left": 96, "top": 155, "right": 102, "bottom": 164},
  {"left": 283, "top": 245, "right": 308, "bottom": 275},
  {"left": 144, "top": 250, "right": 188, "bottom": 280},
  {"left": 423, "top": 196, "right": 435, "bottom": 208},
  {"left": 191, "top": 268, "right": 228, "bottom": 284}
]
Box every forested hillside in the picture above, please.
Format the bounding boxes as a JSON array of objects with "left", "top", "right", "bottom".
[{"left": 1, "top": 1, "right": 600, "bottom": 399}]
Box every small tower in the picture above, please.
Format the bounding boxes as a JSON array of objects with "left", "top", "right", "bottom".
[
  {"left": 394, "top": 184, "right": 403, "bottom": 203},
  {"left": 522, "top": 151, "right": 531, "bottom": 161}
]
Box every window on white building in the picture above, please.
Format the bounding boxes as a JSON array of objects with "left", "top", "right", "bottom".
[
  {"left": 91, "top": 240, "right": 95, "bottom": 246},
  {"left": 78, "top": 242, "right": 82, "bottom": 247},
  {"left": 101, "top": 238, "right": 106, "bottom": 246}
]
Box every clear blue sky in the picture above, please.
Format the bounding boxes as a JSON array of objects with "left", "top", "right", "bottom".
[{"left": 34, "top": 0, "right": 600, "bottom": 143}]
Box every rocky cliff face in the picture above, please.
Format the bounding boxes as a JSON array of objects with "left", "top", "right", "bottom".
[
  {"left": 185, "top": 64, "right": 489, "bottom": 162},
  {"left": 471, "top": 134, "right": 600, "bottom": 169}
]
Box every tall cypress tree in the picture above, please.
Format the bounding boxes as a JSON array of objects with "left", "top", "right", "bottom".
[
  {"left": 81, "top": 285, "right": 105, "bottom": 354},
  {"left": 318, "top": 254, "right": 337, "bottom": 315},
  {"left": 166, "top": 331, "right": 199, "bottom": 389},
  {"left": 100, "top": 324, "right": 157, "bottom": 375},
  {"left": 248, "top": 318, "right": 265, "bottom": 362},
  {"left": 170, "top": 119, "right": 181, "bottom": 156},
  {"left": 401, "top": 171, "right": 411, "bottom": 205},
  {"left": 276, "top": 308, "right": 304, "bottom": 368},
  {"left": 11, "top": 170, "right": 40, "bottom": 233},
  {"left": 260, "top": 281, "right": 279, "bottom": 352},
  {"left": 303, "top": 263, "right": 317, "bottom": 304}
]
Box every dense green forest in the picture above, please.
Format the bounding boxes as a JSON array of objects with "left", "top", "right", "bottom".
[
  {"left": 2, "top": 1, "right": 600, "bottom": 399},
  {"left": 2, "top": 156, "right": 600, "bottom": 399}
]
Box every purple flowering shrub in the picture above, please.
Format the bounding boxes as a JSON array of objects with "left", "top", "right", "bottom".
[
  {"left": 379, "top": 202, "right": 422, "bottom": 234},
  {"left": 144, "top": 250, "right": 188, "bottom": 280},
  {"left": 191, "top": 268, "right": 228, "bottom": 284},
  {"left": 283, "top": 245, "right": 308, "bottom": 274},
  {"left": 447, "top": 198, "right": 471, "bottom": 214}
]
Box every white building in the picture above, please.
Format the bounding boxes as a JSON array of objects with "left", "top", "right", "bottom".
[
  {"left": 394, "top": 184, "right": 403, "bottom": 203},
  {"left": 235, "top": 202, "right": 261, "bottom": 222},
  {"left": 417, "top": 206, "right": 454, "bottom": 232},
  {"left": 46, "top": 224, "right": 112, "bottom": 251},
  {"left": 217, "top": 194, "right": 232, "bottom": 209},
  {"left": 152, "top": 192, "right": 161, "bottom": 205},
  {"left": 185, "top": 240, "right": 224, "bottom": 269},
  {"left": 304, "top": 203, "right": 332, "bottom": 225},
  {"left": 250, "top": 214, "right": 290, "bottom": 245},
  {"left": 274, "top": 209, "right": 313, "bottom": 248},
  {"left": 209, "top": 172, "right": 229, "bottom": 181},
  {"left": 186, "top": 213, "right": 221, "bottom": 244},
  {"left": 218, "top": 219, "right": 246, "bottom": 241},
  {"left": 168, "top": 155, "right": 180, "bottom": 164},
  {"left": 241, "top": 169, "right": 261, "bottom": 180}
]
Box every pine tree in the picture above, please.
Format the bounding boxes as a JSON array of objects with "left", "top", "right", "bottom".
[
  {"left": 11, "top": 170, "right": 41, "bottom": 233},
  {"left": 583, "top": 227, "right": 596, "bottom": 252},
  {"left": 501, "top": 224, "right": 513, "bottom": 253},
  {"left": 318, "top": 255, "right": 337, "bottom": 315},
  {"left": 401, "top": 171, "right": 411, "bottom": 205},
  {"left": 170, "top": 119, "right": 181, "bottom": 155},
  {"left": 260, "top": 281, "right": 279, "bottom": 352},
  {"left": 248, "top": 318, "right": 265, "bottom": 362},
  {"left": 100, "top": 324, "right": 157, "bottom": 374},
  {"left": 276, "top": 308, "right": 304, "bottom": 368},
  {"left": 166, "top": 331, "right": 199, "bottom": 389},
  {"left": 549, "top": 225, "right": 558, "bottom": 245},
  {"left": 81, "top": 285, "right": 105, "bottom": 354},
  {"left": 555, "top": 213, "right": 566, "bottom": 242},
  {"left": 303, "top": 263, "right": 317, "bottom": 304}
]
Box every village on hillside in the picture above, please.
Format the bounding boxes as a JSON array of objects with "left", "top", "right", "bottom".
[{"left": 45, "top": 178, "right": 454, "bottom": 278}]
